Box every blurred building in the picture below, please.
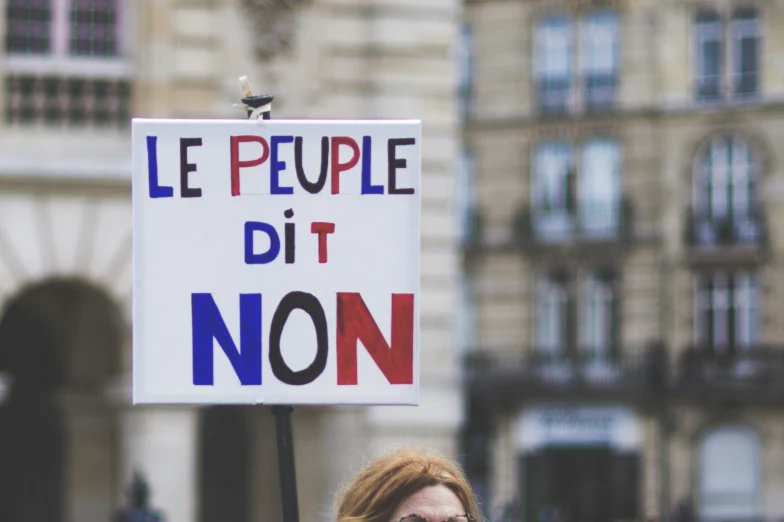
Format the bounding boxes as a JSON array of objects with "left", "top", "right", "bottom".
[
  {"left": 462, "top": 1, "right": 784, "bottom": 522},
  {"left": 0, "top": 1, "right": 462, "bottom": 521}
]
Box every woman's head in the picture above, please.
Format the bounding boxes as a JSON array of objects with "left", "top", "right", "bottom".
[{"left": 335, "top": 448, "right": 481, "bottom": 522}]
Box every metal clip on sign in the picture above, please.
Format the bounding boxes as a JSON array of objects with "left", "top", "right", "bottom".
[{"left": 238, "top": 75, "right": 299, "bottom": 522}]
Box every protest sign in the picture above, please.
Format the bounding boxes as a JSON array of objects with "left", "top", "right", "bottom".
[{"left": 132, "top": 119, "right": 421, "bottom": 405}]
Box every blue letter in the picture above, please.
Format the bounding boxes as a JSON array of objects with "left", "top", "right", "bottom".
[
  {"left": 245, "top": 221, "right": 280, "bottom": 264},
  {"left": 361, "top": 135, "right": 383, "bottom": 194},
  {"left": 271, "top": 135, "right": 295, "bottom": 195},
  {"left": 147, "top": 136, "right": 173, "bottom": 198},
  {"left": 192, "top": 293, "right": 262, "bottom": 385}
]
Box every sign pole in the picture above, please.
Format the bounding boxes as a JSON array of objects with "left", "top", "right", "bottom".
[
  {"left": 272, "top": 405, "right": 299, "bottom": 522},
  {"left": 239, "top": 76, "right": 300, "bottom": 522}
]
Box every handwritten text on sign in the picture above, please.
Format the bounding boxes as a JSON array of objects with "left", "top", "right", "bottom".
[{"left": 132, "top": 120, "right": 421, "bottom": 405}]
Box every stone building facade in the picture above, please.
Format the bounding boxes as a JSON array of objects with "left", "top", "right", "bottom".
[
  {"left": 0, "top": 1, "right": 462, "bottom": 521},
  {"left": 462, "top": 0, "right": 784, "bottom": 521}
]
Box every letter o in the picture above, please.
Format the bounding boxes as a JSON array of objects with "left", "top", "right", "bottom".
[{"left": 269, "top": 291, "right": 328, "bottom": 386}]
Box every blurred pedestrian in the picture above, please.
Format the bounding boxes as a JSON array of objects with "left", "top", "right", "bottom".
[
  {"left": 335, "top": 448, "right": 483, "bottom": 522},
  {"left": 114, "top": 471, "right": 164, "bottom": 522}
]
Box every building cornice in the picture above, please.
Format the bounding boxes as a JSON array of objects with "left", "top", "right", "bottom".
[{"left": 465, "top": 98, "right": 784, "bottom": 132}]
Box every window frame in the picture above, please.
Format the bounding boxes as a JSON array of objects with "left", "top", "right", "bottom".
[
  {"left": 580, "top": 269, "right": 618, "bottom": 360},
  {"left": 532, "top": 141, "right": 575, "bottom": 240},
  {"left": 693, "top": 7, "right": 761, "bottom": 103},
  {"left": 695, "top": 271, "right": 758, "bottom": 353},
  {"left": 579, "top": 138, "right": 622, "bottom": 238},
  {"left": 693, "top": 135, "right": 759, "bottom": 246},
  {"left": 534, "top": 14, "right": 574, "bottom": 115},
  {"left": 458, "top": 22, "right": 473, "bottom": 121},
  {"left": 730, "top": 7, "right": 761, "bottom": 99},
  {"left": 5, "top": 0, "right": 131, "bottom": 78},
  {"left": 694, "top": 10, "right": 724, "bottom": 101},
  {"left": 533, "top": 9, "right": 621, "bottom": 115},
  {"left": 580, "top": 9, "right": 619, "bottom": 112},
  {"left": 536, "top": 271, "right": 571, "bottom": 356}
]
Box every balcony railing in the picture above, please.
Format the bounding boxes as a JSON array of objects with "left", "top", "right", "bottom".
[
  {"left": 514, "top": 197, "right": 632, "bottom": 246},
  {"left": 676, "top": 346, "right": 784, "bottom": 404},
  {"left": 695, "top": 74, "right": 723, "bottom": 102},
  {"left": 537, "top": 77, "right": 571, "bottom": 115},
  {"left": 584, "top": 73, "right": 617, "bottom": 112},
  {"left": 684, "top": 210, "right": 767, "bottom": 251},
  {"left": 465, "top": 344, "right": 665, "bottom": 405},
  {"left": 733, "top": 71, "right": 759, "bottom": 99}
]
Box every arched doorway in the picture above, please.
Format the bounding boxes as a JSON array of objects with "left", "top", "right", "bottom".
[
  {"left": 698, "top": 425, "right": 761, "bottom": 521},
  {"left": 0, "top": 279, "right": 123, "bottom": 522},
  {"left": 199, "top": 406, "right": 251, "bottom": 522}
]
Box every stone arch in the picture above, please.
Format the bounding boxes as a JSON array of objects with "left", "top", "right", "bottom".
[
  {"left": 684, "top": 126, "right": 773, "bottom": 189},
  {"left": 0, "top": 192, "right": 133, "bottom": 326},
  {"left": 0, "top": 277, "right": 126, "bottom": 521}
]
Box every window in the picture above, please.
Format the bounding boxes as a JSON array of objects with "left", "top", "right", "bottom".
[
  {"left": 536, "top": 272, "right": 571, "bottom": 357},
  {"left": 581, "top": 11, "right": 618, "bottom": 111},
  {"left": 533, "top": 142, "right": 574, "bottom": 240},
  {"left": 581, "top": 269, "right": 617, "bottom": 360},
  {"left": 458, "top": 23, "right": 473, "bottom": 120},
  {"left": 6, "top": 0, "right": 52, "bottom": 54},
  {"left": 694, "top": 8, "right": 760, "bottom": 101},
  {"left": 533, "top": 140, "right": 622, "bottom": 241},
  {"left": 535, "top": 15, "right": 572, "bottom": 114},
  {"left": 536, "top": 269, "right": 620, "bottom": 373},
  {"left": 695, "top": 12, "right": 723, "bottom": 100},
  {"left": 580, "top": 139, "right": 621, "bottom": 238},
  {"left": 695, "top": 272, "right": 757, "bottom": 353},
  {"left": 457, "top": 148, "right": 476, "bottom": 245},
  {"left": 698, "top": 426, "right": 760, "bottom": 521},
  {"left": 693, "top": 136, "right": 760, "bottom": 246},
  {"left": 4, "top": 0, "right": 130, "bottom": 129},
  {"left": 732, "top": 8, "right": 760, "bottom": 98},
  {"left": 534, "top": 11, "right": 619, "bottom": 115}
]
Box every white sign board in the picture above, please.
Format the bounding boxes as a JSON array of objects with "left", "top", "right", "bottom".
[
  {"left": 517, "top": 407, "right": 640, "bottom": 452},
  {"left": 132, "top": 119, "right": 421, "bottom": 405}
]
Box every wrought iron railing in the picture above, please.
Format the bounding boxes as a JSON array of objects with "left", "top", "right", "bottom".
[
  {"left": 465, "top": 344, "right": 665, "bottom": 402},
  {"left": 695, "top": 74, "right": 723, "bottom": 101},
  {"left": 537, "top": 77, "right": 571, "bottom": 115},
  {"left": 676, "top": 346, "right": 784, "bottom": 403},
  {"left": 514, "top": 197, "right": 632, "bottom": 245},
  {"left": 684, "top": 209, "right": 767, "bottom": 249},
  {"left": 584, "top": 73, "right": 617, "bottom": 112}
]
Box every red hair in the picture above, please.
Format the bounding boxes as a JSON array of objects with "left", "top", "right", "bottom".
[{"left": 335, "top": 449, "right": 481, "bottom": 522}]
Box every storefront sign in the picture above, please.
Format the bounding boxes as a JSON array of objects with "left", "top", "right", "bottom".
[{"left": 517, "top": 406, "right": 640, "bottom": 451}]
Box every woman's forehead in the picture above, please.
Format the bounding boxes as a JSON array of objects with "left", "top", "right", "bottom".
[{"left": 391, "top": 485, "right": 465, "bottom": 521}]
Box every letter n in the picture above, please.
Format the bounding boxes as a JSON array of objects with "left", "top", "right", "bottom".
[
  {"left": 192, "top": 293, "right": 262, "bottom": 385},
  {"left": 336, "top": 293, "right": 414, "bottom": 385}
]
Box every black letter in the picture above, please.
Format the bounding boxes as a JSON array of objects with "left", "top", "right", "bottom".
[
  {"left": 284, "top": 209, "right": 295, "bottom": 264},
  {"left": 269, "top": 291, "right": 328, "bottom": 385},
  {"left": 387, "top": 138, "right": 416, "bottom": 195},
  {"left": 180, "top": 137, "right": 203, "bottom": 198},
  {"left": 295, "top": 136, "right": 329, "bottom": 193}
]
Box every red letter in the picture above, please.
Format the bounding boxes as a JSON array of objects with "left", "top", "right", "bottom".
[
  {"left": 330, "top": 137, "right": 360, "bottom": 194},
  {"left": 310, "top": 222, "right": 335, "bottom": 263},
  {"left": 231, "top": 136, "right": 269, "bottom": 196},
  {"left": 337, "top": 293, "right": 414, "bottom": 385}
]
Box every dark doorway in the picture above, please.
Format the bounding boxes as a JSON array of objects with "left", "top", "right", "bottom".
[
  {"left": 199, "top": 407, "right": 251, "bottom": 522},
  {"left": 522, "top": 447, "right": 639, "bottom": 522},
  {"left": 0, "top": 290, "right": 65, "bottom": 522},
  {"left": 0, "top": 280, "right": 123, "bottom": 522}
]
